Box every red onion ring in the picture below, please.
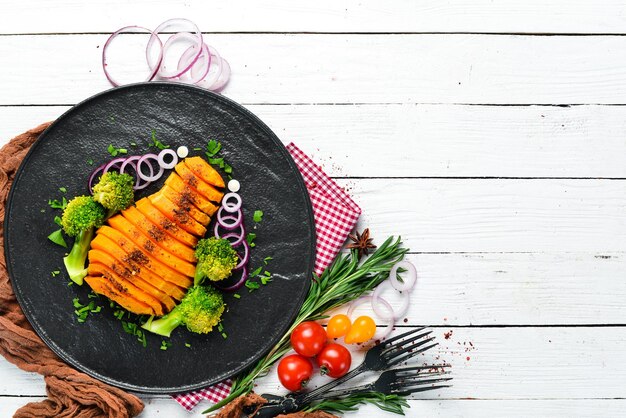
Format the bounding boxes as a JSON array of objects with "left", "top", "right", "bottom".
[
  {"left": 177, "top": 41, "right": 211, "bottom": 84},
  {"left": 214, "top": 265, "right": 248, "bottom": 292},
  {"left": 221, "top": 231, "right": 245, "bottom": 248},
  {"left": 347, "top": 296, "right": 395, "bottom": 341},
  {"left": 217, "top": 211, "right": 242, "bottom": 230},
  {"left": 88, "top": 164, "right": 106, "bottom": 194},
  {"left": 119, "top": 156, "right": 142, "bottom": 188},
  {"left": 103, "top": 157, "right": 126, "bottom": 174},
  {"left": 222, "top": 193, "right": 242, "bottom": 213},
  {"left": 373, "top": 280, "right": 410, "bottom": 320},
  {"left": 102, "top": 26, "right": 163, "bottom": 87},
  {"left": 158, "top": 149, "right": 178, "bottom": 170},
  {"left": 234, "top": 240, "right": 250, "bottom": 271},
  {"left": 214, "top": 220, "right": 245, "bottom": 241},
  {"left": 196, "top": 47, "right": 230, "bottom": 91},
  {"left": 137, "top": 154, "right": 164, "bottom": 182},
  {"left": 389, "top": 261, "right": 417, "bottom": 292},
  {"left": 208, "top": 56, "right": 231, "bottom": 92},
  {"left": 146, "top": 18, "right": 203, "bottom": 79}
]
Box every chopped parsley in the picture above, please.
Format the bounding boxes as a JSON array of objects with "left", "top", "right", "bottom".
[
  {"left": 246, "top": 233, "right": 256, "bottom": 248},
  {"left": 233, "top": 293, "right": 241, "bottom": 299},
  {"left": 149, "top": 130, "right": 169, "bottom": 150},
  {"left": 245, "top": 280, "right": 260, "bottom": 292},
  {"left": 107, "top": 144, "right": 128, "bottom": 157},
  {"left": 205, "top": 139, "right": 222, "bottom": 157},
  {"left": 185, "top": 342, "right": 192, "bottom": 348},
  {"left": 87, "top": 158, "right": 94, "bottom": 166},
  {"left": 72, "top": 297, "right": 102, "bottom": 323},
  {"left": 263, "top": 256, "right": 273, "bottom": 265},
  {"left": 48, "top": 197, "right": 68, "bottom": 210},
  {"left": 249, "top": 266, "right": 263, "bottom": 278},
  {"left": 53, "top": 215, "right": 62, "bottom": 227},
  {"left": 48, "top": 229, "right": 67, "bottom": 248},
  {"left": 261, "top": 274, "right": 272, "bottom": 285},
  {"left": 50, "top": 270, "right": 61, "bottom": 277},
  {"left": 253, "top": 210, "right": 264, "bottom": 223},
  {"left": 59, "top": 187, "right": 67, "bottom": 194},
  {"left": 160, "top": 340, "right": 172, "bottom": 350},
  {"left": 122, "top": 321, "right": 147, "bottom": 347}
]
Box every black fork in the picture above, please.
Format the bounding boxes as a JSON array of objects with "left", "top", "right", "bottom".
[{"left": 250, "top": 327, "right": 438, "bottom": 417}]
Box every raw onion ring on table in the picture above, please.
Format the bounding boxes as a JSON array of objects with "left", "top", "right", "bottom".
[{"left": 146, "top": 18, "right": 203, "bottom": 79}]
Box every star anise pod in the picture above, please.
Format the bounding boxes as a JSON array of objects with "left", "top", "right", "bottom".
[{"left": 347, "top": 228, "right": 377, "bottom": 259}]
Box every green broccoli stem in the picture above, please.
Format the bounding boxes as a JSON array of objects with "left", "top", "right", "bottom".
[
  {"left": 63, "top": 227, "right": 95, "bottom": 285},
  {"left": 194, "top": 269, "right": 205, "bottom": 287},
  {"left": 141, "top": 311, "right": 183, "bottom": 337}
]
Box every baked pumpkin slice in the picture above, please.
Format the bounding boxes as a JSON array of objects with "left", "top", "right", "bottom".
[
  {"left": 92, "top": 228, "right": 193, "bottom": 289},
  {"left": 88, "top": 249, "right": 176, "bottom": 312},
  {"left": 153, "top": 185, "right": 212, "bottom": 225},
  {"left": 87, "top": 262, "right": 164, "bottom": 316},
  {"left": 106, "top": 215, "right": 196, "bottom": 277},
  {"left": 147, "top": 193, "right": 207, "bottom": 237},
  {"left": 184, "top": 155, "right": 226, "bottom": 188},
  {"left": 85, "top": 276, "right": 155, "bottom": 316},
  {"left": 121, "top": 205, "right": 196, "bottom": 263},
  {"left": 135, "top": 198, "right": 198, "bottom": 247},
  {"left": 174, "top": 163, "right": 224, "bottom": 203},
  {"left": 164, "top": 173, "right": 218, "bottom": 216},
  {"left": 90, "top": 233, "right": 186, "bottom": 301}
]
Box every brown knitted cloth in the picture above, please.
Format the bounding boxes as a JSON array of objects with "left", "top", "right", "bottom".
[{"left": 0, "top": 123, "right": 144, "bottom": 418}]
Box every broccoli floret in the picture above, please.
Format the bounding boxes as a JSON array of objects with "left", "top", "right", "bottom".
[
  {"left": 61, "top": 196, "right": 106, "bottom": 285},
  {"left": 92, "top": 171, "right": 135, "bottom": 214},
  {"left": 141, "top": 285, "right": 225, "bottom": 337},
  {"left": 193, "top": 237, "right": 238, "bottom": 286}
]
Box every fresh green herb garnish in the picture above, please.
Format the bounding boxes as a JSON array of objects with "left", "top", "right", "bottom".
[
  {"left": 87, "top": 292, "right": 98, "bottom": 299},
  {"left": 87, "top": 158, "right": 94, "bottom": 166},
  {"left": 233, "top": 293, "right": 241, "bottom": 299},
  {"left": 149, "top": 130, "right": 169, "bottom": 150},
  {"left": 221, "top": 332, "right": 228, "bottom": 339},
  {"left": 59, "top": 187, "right": 67, "bottom": 193},
  {"left": 130, "top": 141, "right": 137, "bottom": 147},
  {"left": 47, "top": 229, "right": 67, "bottom": 248},
  {"left": 122, "top": 321, "right": 147, "bottom": 347},
  {"left": 253, "top": 210, "right": 264, "bottom": 223},
  {"left": 107, "top": 144, "right": 128, "bottom": 157},
  {"left": 245, "top": 280, "right": 260, "bottom": 292},
  {"left": 224, "top": 163, "right": 233, "bottom": 174},
  {"left": 263, "top": 256, "right": 273, "bottom": 265},
  {"left": 72, "top": 297, "right": 102, "bottom": 323},
  {"left": 48, "top": 197, "right": 68, "bottom": 210},
  {"left": 51, "top": 270, "right": 61, "bottom": 277},
  {"left": 260, "top": 274, "right": 272, "bottom": 285},
  {"left": 193, "top": 147, "right": 203, "bottom": 151},
  {"left": 113, "top": 309, "right": 125, "bottom": 320},
  {"left": 185, "top": 342, "right": 192, "bottom": 348},
  {"left": 206, "top": 139, "right": 222, "bottom": 157},
  {"left": 40, "top": 209, "right": 46, "bottom": 213},
  {"left": 53, "top": 215, "right": 62, "bottom": 227},
  {"left": 306, "top": 392, "right": 410, "bottom": 416},
  {"left": 249, "top": 266, "right": 263, "bottom": 278},
  {"left": 246, "top": 233, "right": 256, "bottom": 248},
  {"left": 160, "top": 340, "right": 171, "bottom": 350}
]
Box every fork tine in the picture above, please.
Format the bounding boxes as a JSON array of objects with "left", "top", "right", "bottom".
[
  {"left": 380, "top": 326, "right": 427, "bottom": 347},
  {"left": 393, "top": 364, "right": 450, "bottom": 374},
  {"left": 387, "top": 341, "right": 438, "bottom": 367},
  {"left": 382, "top": 330, "right": 433, "bottom": 355},
  {"left": 393, "top": 384, "right": 452, "bottom": 396},
  {"left": 384, "top": 336, "right": 437, "bottom": 362},
  {"left": 394, "top": 371, "right": 452, "bottom": 384}
]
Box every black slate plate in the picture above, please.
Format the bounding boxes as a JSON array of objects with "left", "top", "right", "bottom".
[{"left": 4, "top": 82, "right": 315, "bottom": 393}]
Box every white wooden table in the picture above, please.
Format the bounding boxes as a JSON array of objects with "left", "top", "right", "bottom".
[{"left": 2, "top": 2, "right": 626, "bottom": 417}]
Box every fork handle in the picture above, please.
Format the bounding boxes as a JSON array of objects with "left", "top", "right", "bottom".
[{"left": 297, "top": 363, "right": 367, "bottom": 404}]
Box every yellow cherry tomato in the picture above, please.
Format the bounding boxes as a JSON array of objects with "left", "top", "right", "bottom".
[
  {"left": 326, "top": 314, "right": 352, "bottom": 339},
  {"left": 344, "top": 315, "right": 376, "bottom": 344}
]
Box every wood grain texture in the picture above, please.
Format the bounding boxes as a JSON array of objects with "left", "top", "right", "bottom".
[
  {"left": 1, "top": 327, "right": 624, "bottom": 400},
  {"left": 4, "top": 104, "right": 626, "bottom": 178},
  {"left": 2, "top": 0, "right": 626, "bottom": 35},
  {"left": 347, "top": 178, "right": 626, "bottom": 252},
  {"left": 4, "top": 35, "right": 626, "bottom": 105}
]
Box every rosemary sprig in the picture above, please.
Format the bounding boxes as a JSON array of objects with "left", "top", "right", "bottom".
[
  {"left": 305, "top": 392, "right": 410, "bottom": 415},
  {"left": 204, "top": 235, "right": 407, "bottom": 414}
]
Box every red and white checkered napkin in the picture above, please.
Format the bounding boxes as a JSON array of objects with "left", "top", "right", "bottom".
[{"left": 173, "top": 142, "right": 361, "bottom": 410}]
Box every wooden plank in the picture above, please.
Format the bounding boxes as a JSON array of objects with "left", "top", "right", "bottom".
[
  {"left": 2, "top": 397, "right": 626, "bottom": 418},
  {"left": 4, "top": 104, "right": 626, "bottom": 178},
  {"left": 1, "top": 327, "right": 624, "bottom": 400},
  {"left": 2, "top": 1, "right": 626, "bottom": 35},
  {"left": 3, "top": 35, "right": 626, "bottom": 105},
  {"left": 346, "top": 178, "right": 626, "bottom": 252}
]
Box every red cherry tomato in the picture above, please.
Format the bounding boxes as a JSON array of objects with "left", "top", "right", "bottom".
[
  {"left": 316, "top": 343, "right": 352, "bottom": 378},
  {"left": 290, "top": 321, "right": 327, "bottom": 357},
  {"left": 277, "top": 354, "right": 313, "bottom": 392},
  {"left": 326, "top": 314, "right": 352, "bottom": 339}
]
